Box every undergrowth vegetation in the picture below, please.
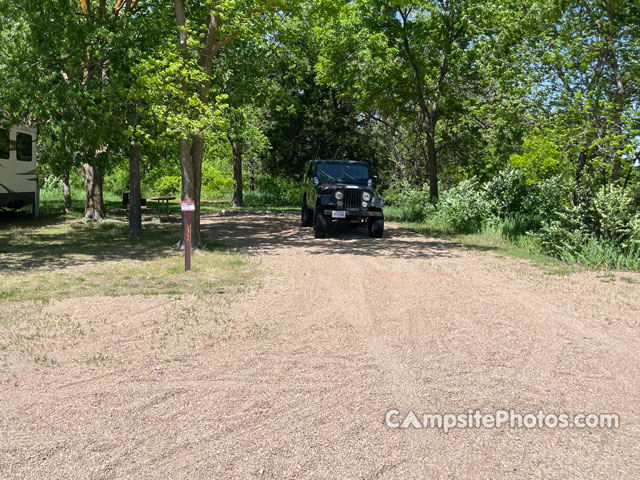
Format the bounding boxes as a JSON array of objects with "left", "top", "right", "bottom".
[{"left": 384, "top": 168, "right": 640, "bottom": 270}]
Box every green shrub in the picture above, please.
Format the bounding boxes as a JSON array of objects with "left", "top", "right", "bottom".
[
  {"left": 484, "top": 168, "right": 531, "bottom": 218},
  {"left": 629, "top": 217, "right": 640, "bottom": 253},
  {"left": 531, "top": 175, "right": 574, "bottom": 222},
  {"left": 244, "top": 176, "right": 301, "bottom": 207},
  {"left": 535, "top": 205, "right": 587, "bottom": 262},
  {"left": 103, "top": 164, "right": 129, "bottom": 194},
  {"left": 40, "top": 174, "right": 63, "bottom": 192},
  {"left": 154, "top": 175, "right": 181, "bottom": 196},
  {"left": 202, "top": 164, "right": 233, "bottom": 199},
  {"left": 501, "top": 214, "right": 541, "bottom": 241},
  {"left": 500, "top": 175, "right": 574, "bottom": 240},
  {"left": 383, "top": 181, "right": 433, "bottom": 222},
  {"left": 436, "top": 178, "right": 491, "bottom": 234},
  {"left": 592, "top": 184, "right": 639, "bottom": 248}
]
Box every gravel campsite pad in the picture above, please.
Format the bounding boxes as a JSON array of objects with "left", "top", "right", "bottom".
[{"left": 1, "top": 213, "right": 640, "bottom": 478}]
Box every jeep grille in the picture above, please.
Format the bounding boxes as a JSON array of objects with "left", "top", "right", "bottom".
[{"left": 344, "top": 190, "right": 361, "bottom": 209}]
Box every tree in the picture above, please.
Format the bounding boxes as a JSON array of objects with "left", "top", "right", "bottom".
[
  {"left": 260, "top": 6, "right": 390, "bottom": 181},
  {"left": 0, "top": 0, "right": 148, "bottom": 221},
  {"left": 212, "top": 36, "right": 274, "bottom": 207},
  {"left": 317, "top": 0, "right": 487, "bottom": 201},
  {"left": 76, "top": 0, "right": 147, "bottom": 220},
  {"left": 157, "top": 0, "right": 291, "bottom": 246},
  {"left": 524, "top": 0, "right": 640, "bottom": 196}
]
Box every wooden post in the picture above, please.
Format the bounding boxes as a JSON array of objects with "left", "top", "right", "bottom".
[
  {"left": 181, "top": 198, "right": 195, "bottom": 271},
  {"left": 184, "top": 210, "right": 192, "bottom": 271}
]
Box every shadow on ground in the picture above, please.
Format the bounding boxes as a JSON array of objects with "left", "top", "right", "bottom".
[
  {"left": 202, "top": 213, "right": 462, "bottom": 260},
  {"left": 1, "top": 211, "right": 472, "bottom": 273},
  {"left": 0, "top": 218, "right": 184, "bottom": 272}
]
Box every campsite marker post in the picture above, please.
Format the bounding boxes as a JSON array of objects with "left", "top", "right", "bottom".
[{"left": 181, "top": 199, "right": 196, "bottom": 271}]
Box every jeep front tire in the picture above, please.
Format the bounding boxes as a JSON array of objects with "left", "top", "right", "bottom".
[
  {"left": 301, "top": 201, "right": 313, "bottom": 227},
  {"left": 368, "top": 216, "right": 384, "bottom": 238},
  {"left": 313, "top": 206, "right": 328, "bottom": 238}
]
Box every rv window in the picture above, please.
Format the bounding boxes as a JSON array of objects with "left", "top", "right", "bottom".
[
  {"left": 16, "top": 133, "right": 32, "bottom": 162},
  {"left": 0, "top": 128, "right": 8, "bottom": 159}
]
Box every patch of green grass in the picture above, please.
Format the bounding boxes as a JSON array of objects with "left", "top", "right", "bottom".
[
  {"left": 34, "top": 354, "right": 57, "bottom": 367},
  {"left": 457, "top": 232, "right": 573, "bottom": 272},
  {"left": 384, "top": 205, "right": 432, "bottom": 224},
  {"left": 396, "top": 221, "right": 574, "bottom": 273},
  {"left": 389, "top": 204, "right": 640, "bottom": 273},
  {"left": 596, "top": 272, "right": 616, "bottom": 283},
  {"left": 83, "top": 352, "right": 109, "bottom": 365},
  {"left": 0, "top": 217, "right": 257, "bottom": 302}
]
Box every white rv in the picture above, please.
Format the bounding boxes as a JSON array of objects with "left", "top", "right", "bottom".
[{"left": 0, "top": 124, "right": 39, "bottom": 217}]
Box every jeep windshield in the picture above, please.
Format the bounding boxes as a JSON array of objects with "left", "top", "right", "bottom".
[{"left": 316, "top": 163, "right": 370, "bottom": 184}]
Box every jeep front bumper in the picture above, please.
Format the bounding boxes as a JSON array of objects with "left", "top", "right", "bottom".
[{"left": 323, "top": 210, "right": 383, "bottom": 217}]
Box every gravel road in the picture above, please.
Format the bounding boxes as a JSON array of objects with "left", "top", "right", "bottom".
[{"left": 2, "top": 213, "right": 640, "bottom": 479}]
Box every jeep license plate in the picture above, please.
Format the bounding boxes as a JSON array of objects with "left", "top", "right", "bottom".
[{"left": 332, "top": 210, "right": 346, "bottom": 219}]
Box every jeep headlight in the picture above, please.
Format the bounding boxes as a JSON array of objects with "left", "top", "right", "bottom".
[
  {"left": 335, "top": 191, "right": 344, "bottom": 200},
  {"left": 362, "top": 192, "right": 371, "bottom": 202},
  {"left": 371, "top": 196, "right": 384, "bottom": 207}
]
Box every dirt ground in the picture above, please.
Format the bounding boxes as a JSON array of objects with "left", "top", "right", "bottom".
[{"left": 2, "top": 213, "right": 640, "bottom": 479}]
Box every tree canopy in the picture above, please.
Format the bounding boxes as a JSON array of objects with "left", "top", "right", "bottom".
[{"left": 1, "top": 0, "right": 638, "bottom": 257}]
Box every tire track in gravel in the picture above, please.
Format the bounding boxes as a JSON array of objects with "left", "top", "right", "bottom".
[
  {"left": 201, "top": 213, "right": 640, "bottom": 478},
  {"left": 2, "top": 212, "right": 640, "bottom": 479}
]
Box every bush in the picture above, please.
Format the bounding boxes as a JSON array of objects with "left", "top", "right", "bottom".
[
  {"left": 383, "top": 181, "right": 433, "bottom": 222},
  {"left": 153, "top": 175, "right": 181, "bottom": 196},
  {"left": 484, "top": 168, "right": 531, "bottom": 218},
  {"left": 535, "top": 208, "right": 587, "bottom": 262},
  {"left": 501, "top": 214, "right": 541, "bottom": 241},
  {"left": 531, "top": 175, "right": 574, "bottom": 223},
  {"left": 103, "top": 164, "right": 129, "bottom": 194},
  {"left": 202, "top": 164, "right": 233, "bottom": 199},
  {"left": 500, "top": 175, "right": 574, "bottom": 241},
  {"left": 244, "top": 176, "right": 301, "bottom": 207},
  {"left": 436, "top": 178, "right": 491, "bottom": 234},
  {"left": 592, "top": 184, "right": 639, "bottom": 248},
  {"left": 629, "top": 217, "right": 640, "bottom": 253},
  {"left": 40, "top": 174, "right": 63, "bottom": 192}
]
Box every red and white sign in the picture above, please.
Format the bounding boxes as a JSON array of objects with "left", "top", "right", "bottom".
[{"left": 181, "top": 200, "right": 196, "bottom": 212}]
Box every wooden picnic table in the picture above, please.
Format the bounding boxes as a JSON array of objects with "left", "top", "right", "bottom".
[{"left": 150, "top": 196, "right": 175, "bottom": 221}]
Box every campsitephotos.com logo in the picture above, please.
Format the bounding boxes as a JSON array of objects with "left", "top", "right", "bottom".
[{"left": 385, "top": 409, "right": 620, "bottom": 434}]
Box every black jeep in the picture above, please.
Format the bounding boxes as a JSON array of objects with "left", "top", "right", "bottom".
[{"left": 301, "top": 159, "right": 384, "bottom": 238}]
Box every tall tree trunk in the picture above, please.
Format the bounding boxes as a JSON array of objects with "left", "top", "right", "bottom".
[
  {"left": 611, "top": 131, "right": 622, "bottom": 182},
  {"left": 399, "top": 8, "right": 440, "bottom": 201},
  {"left": 229, "top": 134, "right": 243, "bottom": 207},
  {"left": 172, "top": 0, "right": 262, "bottom": 245},
  {"left": 62, "top": 170, "right": 72, "bottom": 214},
  {"left": 426, "top": 130, "right": 438, "bottom": 202},
  {"left": 83, "top": 164, "right": 105, "bottom": 220},
  {"left": 574, "top": 147, "right": 588, "bottom": 205},
  {"left": 190, "top": 136, "right": 204, "bottom": 248},
  {"left": 249, "top": 156, "right": 255, "bottom": 191},
  {"left": 128, "top": 140, "right": 142, "bottom": 235},
  {"left": 173, "top": 0, "right": 204, "bottom": 250},
  {"left": 176, "top": 137, "right": 201, "bottom": 249}
]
